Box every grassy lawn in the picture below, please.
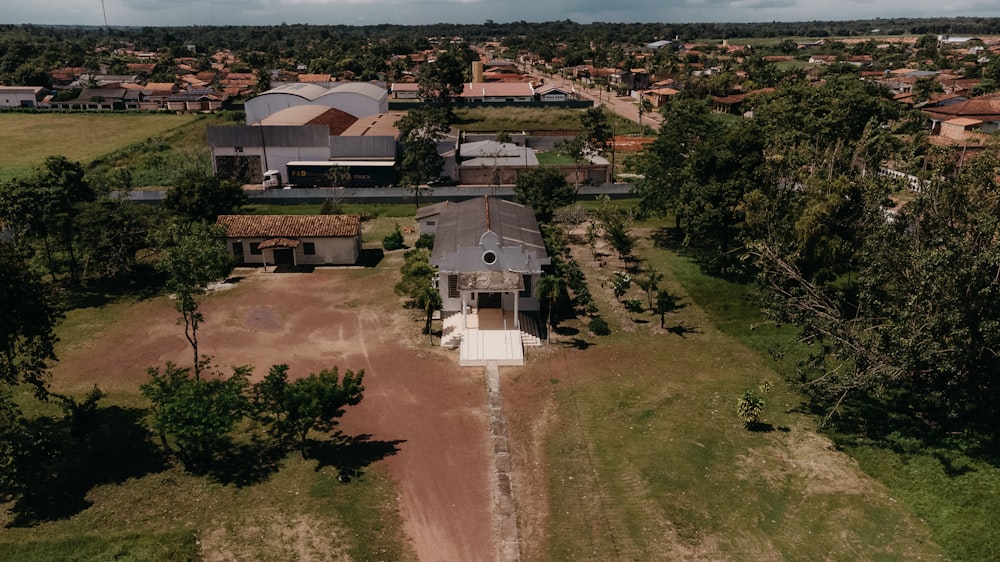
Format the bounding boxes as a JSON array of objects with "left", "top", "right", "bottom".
[
  {"left": 0, "top": 113, "right": 203, "bottom": 183},
  {"left": 535, "top": 151, "right": 576, "bottom": 165},
  {"left": 527, "top": 212, "right": 945, "bottom": 560},
  {"left": 0, "top": 455, "right": 410, "bottom": 561},
  {"left": 452, "top": 107, "right": 583, "bottom": 132},
  {"left": 603, "top": 208, "right": 1000, "bottom": 561}
]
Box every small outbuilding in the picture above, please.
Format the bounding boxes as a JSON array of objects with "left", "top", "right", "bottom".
[{"left": 217, "top": 214, "right": 362, "bottom": 268}]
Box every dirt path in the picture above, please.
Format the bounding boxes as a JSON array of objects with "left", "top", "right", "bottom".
[{"left": 52, "top": 268, "right": 495, "bottom": 561}]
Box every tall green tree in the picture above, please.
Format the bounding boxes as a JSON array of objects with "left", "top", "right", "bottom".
[
  {"left": 0, "top": 157, "right": 94, "bottom": 283},
  {"left": 164, "top": 169, "right": 246, "bottom": 223},
  {"left": 254, "top": 364, "right": 365, "bottom": 458},
  {"left": 141, "top": 362, "right": 251, "bottom": 470},
  {"left": 157, "top": 222, "right": 234, "bottom": 379},
  {"left": 513, "top": 166, "right": 574, "bottom": 223},
  {"left": 398, "top": 105, "right": 450, "bottom": 209},
  {"left": 0, "top": 243, "right": 61, "bottom": 397},
  {"left": 418, "top": 45, "right": 470, "bottom": 106},
  {"left": 579, "top": 106, "right": 612, "bottom": 154},
  {"left": 750, "top": 147, "right": 1000, "bottom": 432},
  {"left": 395, "top": 249, "right": 440, "bottom": 340},
  {"left": 535, "top": 274, "right": 563, "bottom": 343}
]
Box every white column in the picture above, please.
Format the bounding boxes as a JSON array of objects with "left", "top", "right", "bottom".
[
  {"left": 514, "top": 290, "right": 519, "bottom": 329},
  {"left": 462, "top": 291, "right": 467, "bottom": 330}
]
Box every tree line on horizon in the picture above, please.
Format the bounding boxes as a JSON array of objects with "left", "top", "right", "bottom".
[{"left": 6, "top": 17, "right": 1000, "bottom": 87}]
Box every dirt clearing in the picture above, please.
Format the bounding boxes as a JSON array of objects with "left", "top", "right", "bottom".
[{"left": 52, "top": 267, "right": 495, "bottom": 561}]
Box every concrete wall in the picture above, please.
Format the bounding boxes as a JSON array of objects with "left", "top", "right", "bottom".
[{"left": 231, "top": 236, "right": 360, "bottom": 266}]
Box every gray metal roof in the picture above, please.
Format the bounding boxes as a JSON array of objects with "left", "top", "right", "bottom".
[
  {"left": 431, "top": 196, "right": 547, "bottom": 261},
  {"left": 206, "top": 125, "right": 330, "bottom": 147}
]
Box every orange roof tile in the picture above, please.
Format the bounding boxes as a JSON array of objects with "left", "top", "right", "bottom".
[{"left": 217, "top": 215, "right": 362, "bottom": 238}]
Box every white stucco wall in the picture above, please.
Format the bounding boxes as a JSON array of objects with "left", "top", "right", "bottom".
[{"left": 231, "top": 236, "right": 360, "bottom": 266}]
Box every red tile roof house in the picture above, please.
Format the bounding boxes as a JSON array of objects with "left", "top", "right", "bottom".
[{"left": 216, "top": 214, "right": 362, "bottom": 269}]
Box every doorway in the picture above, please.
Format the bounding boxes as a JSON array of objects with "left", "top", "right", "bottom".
[
  {"left": 478, "top": 292, "right": 502, "bottom": 309},
  {"left": 273, "top": 248, "right": 295, "bottom": 266}
]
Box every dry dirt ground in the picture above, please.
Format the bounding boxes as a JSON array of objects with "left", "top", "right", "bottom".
[{"left": 52, "top": 265, "right": 495, "bottom": 561}]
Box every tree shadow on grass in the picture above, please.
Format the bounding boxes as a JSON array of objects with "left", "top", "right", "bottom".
[
  {"left": 310, "top": 432, "right": 404, "bottom": 480},
  {"left": 200, "top": 436, "right": 286, "bottom": 487},
  {"left": 651, "top": 226, "right": 684, "bottom": 251},
  {"left": 554, "top": 326, "right": 579, "bottom": 336},
  {"left": 8, "top": 406, "right": 167, "bottom": 527},
  {"left": 560, "top": 338, "right": 593, "bottom": 350},
  {"left": 666, "top": 323, "right": 700, "bottom": 337},
  {"left": 744, "top": 421, "right": 775, "bottom": 433}
]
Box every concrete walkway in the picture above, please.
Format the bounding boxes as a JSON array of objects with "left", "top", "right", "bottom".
[{"left": 486, "top": 361, "right": 520, "bottom": 562}]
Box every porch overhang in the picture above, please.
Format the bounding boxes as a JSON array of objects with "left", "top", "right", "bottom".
[
  {"left": 258, "top": 237, "right": 300, "bottom": 249},
  {"left": 457, "top": 271, "right": 523, "bottom": 292},
  {"left": 457, "top": 271, "right": 524, "bottom": 331}
]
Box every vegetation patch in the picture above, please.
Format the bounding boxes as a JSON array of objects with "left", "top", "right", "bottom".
[
  {"left": 452, "top": 107, "right": 583, "bottom": 132},
  {"left": 0, "top": 113, "right": 202, "bottom": 183},
  {"left": 530, "top": 212, "right": 944, "bottom": 560}
]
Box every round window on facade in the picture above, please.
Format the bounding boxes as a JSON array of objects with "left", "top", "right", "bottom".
[{"left": 482, "top": 250, "right": 497, "bottom": 264}]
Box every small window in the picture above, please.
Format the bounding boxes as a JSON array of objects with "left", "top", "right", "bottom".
[
  {"left": 426, "top": 220, "right": 435, "bottom": 226},
  {"left": 448, "top": 275, "right": 459, "bottom": 299},
  {"left": 232, "top": 242, "right": 244, "bottom": 256},
  {"left": 250, "top": 242, "right": 261, "bottom": 255},
  {"left": 482, "top": 251, "right": 497, "bottom": 265},
  {"left": 303, "top": 242, "right": 316, "bottom": 255},
  {"left": 234, "top": 146, "right": 244, "bottom": 153}
]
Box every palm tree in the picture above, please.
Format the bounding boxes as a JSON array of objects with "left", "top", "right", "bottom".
[
  {"left": 414, "top": 285, "right": 441, "bottom": 344},
  {"left": 534, "top": 274, "right": 563, "bottom": 343}
]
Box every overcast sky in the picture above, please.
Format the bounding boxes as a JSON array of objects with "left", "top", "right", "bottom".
[{"left": 6, "top": 0, "right": 1000, "bottom": 28}]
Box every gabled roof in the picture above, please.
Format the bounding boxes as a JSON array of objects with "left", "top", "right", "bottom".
[
  {"left": 430, "top": 196, "right": 547, "bottom": 262},
  {"left": 217, "top": 215, "right": 361, "bottom": 238},
  {"left": 461, "top": 140, "right": 523, "bottom": 159},
  {"left": 535, "top": 84, "right": 572, "bottom": 95},
  {"left": 415, "top": 201, "right": 451, "bottom": 221},
  {"left": 924, "top": 94, "right": 1000, "bottom": 121}
]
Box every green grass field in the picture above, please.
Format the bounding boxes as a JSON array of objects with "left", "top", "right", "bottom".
[
  {"left": 528, "top": 220, "right": 945, "bottom": 560},
  {"left": 0, "top": 113, "right": 203, "bottom": 183},
  {"left": 0, "top": 455, "right": 411, "bottom": 561},
  {"left": 592, "top": 212, "right": 1000, "bottom": 561},
  {"left": 452, "top": 107, "right": 583, "bottom": 132}
]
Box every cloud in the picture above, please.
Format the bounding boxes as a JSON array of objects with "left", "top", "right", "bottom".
[{"left": 7, "top": 0, "right": 1000, "bottom": 27}]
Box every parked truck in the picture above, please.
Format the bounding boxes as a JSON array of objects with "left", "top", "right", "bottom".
[
  {"left": 283, "top": 161, "right": 396, "bottom": 188},
  {"left": 262, "top": 170, "right": 282, "bottom": 189}
]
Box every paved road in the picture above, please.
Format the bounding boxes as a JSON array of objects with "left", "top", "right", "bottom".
[
  {"left": 122, "top": 183, "right": 635, "bottom": 204},
  {"left": 532, "top": 67, "right": 663, "bottom": 131}
]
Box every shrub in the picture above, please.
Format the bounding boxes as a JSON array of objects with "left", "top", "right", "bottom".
[
  {"left": 624, "top": 299, "right": 643, "bottom": 313},
  {"left": 574, "top": 286, "right": 593, "bottom": 307},
  {"left": 382, "top": 224, "right": 404, "bottom": 251},
  {"left": 736, "top": 380, "right": 772, "bottom": 428},
  {"left": 588, "top": 317, "right": 611, "bottom": 336},
  {"left": 612, "top": 271, "right": 631, "bottom": 299},
  {"left": 320, "top": 198, "right": 344, "bottom": 215},
  {"left": 415, "top": 233, "right": 435, "bottom": 249}
]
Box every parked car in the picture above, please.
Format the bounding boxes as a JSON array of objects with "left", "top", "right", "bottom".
[{"left": 427, "top": 176, "right": 459, "bottom": 187}]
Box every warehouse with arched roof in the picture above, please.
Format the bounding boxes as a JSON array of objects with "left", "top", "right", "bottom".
[{"left": 245, "top": 82, "right": 388, "bottom": 124}]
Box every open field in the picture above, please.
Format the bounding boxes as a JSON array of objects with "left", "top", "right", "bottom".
[
  {"left": 501, "top": 220, "right": 947, "bottom": 561},
  {"left": 452, "top": 106, "right": 583, "bottom": 132},
  {"left": 0, "top": 113, "right": 203, "bottom": 183}
]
